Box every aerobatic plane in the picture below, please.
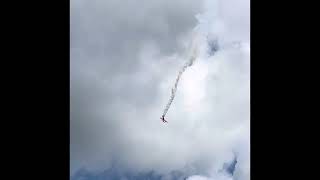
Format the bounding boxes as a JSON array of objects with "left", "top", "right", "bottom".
[{"left": 160, "top": 115, "right": 168, "bottom": 123}]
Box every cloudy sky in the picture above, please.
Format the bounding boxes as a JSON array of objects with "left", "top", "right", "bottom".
[{"left": 70, "top": 0, "right": 250, "bottom": 179}]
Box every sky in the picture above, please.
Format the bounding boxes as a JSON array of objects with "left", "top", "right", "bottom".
[{"left": 70, "top": 0, "right": 250, "bottom": 179}]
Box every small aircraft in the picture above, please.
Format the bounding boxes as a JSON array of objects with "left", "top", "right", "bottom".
[{"left": 160, "top": 115, "right": 168, "bottom": 123}]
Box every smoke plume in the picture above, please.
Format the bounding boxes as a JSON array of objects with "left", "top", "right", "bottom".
[{"left": 162, "top": 32, "right": 201, "bottom": 118}]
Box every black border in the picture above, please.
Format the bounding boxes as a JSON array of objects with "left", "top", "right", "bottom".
[
  {"left": 8, "top": 1, "right": 70, "bottom": 179},
  {"left": 7, "top": 0, "right": 309, "bottom": 179}
]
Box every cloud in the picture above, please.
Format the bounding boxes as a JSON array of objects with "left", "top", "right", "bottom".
[
  {"left": 71, "top": 157, "right": 238, "bottom": 180},
  {"left": 70, "top": 0, "right": 250, "bottom": 179}
]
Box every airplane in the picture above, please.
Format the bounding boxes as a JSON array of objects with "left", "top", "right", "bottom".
[{"left": 160, "top": 115, "right": 168, "bottom": 123}]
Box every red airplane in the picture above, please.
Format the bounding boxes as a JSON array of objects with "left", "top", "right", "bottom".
[{"left": 160, "top": 115, "right": 168, "bottom": 123}]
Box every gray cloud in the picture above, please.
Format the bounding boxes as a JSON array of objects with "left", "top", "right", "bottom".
[{"left": 70, "top": 0, "right": 250, "bottom": 179}]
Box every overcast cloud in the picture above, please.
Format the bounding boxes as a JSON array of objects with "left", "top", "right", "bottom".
[{"left": 70, "top": 0, "right": 250, "bottom": 179}]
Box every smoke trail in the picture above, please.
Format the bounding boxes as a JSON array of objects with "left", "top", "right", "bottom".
[
  {"left": 161, "top": 34, "right": 200, "bottom": 118},
  {"left": 161, "top": 0, "right": 243, "bottom": 119},
  {"left": 160, "top": 0, "right": 219, "bottom": 120},
  {"left": 161, "top": 33, "right": 243, "bottom": 119}
]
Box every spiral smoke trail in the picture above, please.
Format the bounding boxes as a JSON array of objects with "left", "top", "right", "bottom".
[
  {"left": 161, "top": 0, "right": 242, "bottom": 119},
  {"left": 160, "top": 32, "right": 242, "bottom": 120},
  {"left": 161, "top": 35, "right": 200, "bottom": 118},
  {"left": 161, "top": 0, "right": 215, "bottom": 120}
]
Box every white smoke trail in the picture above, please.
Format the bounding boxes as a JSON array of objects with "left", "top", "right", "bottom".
[
  {"left": 161, "top": 0, "right": 218, "bottom": 119},
  {"left": 161, "top": 0, "right": 245, "bottom": 120},
  {"left": 161, "top": 33, "right": 201, "bottom": 118}
]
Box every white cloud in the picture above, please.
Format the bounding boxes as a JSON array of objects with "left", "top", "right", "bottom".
[
  {"left": 70, "top": 0, "right": 250, "bottom": 179},
  {"left": 187, "top": 174, "right": 234, "bottom": 180}
]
